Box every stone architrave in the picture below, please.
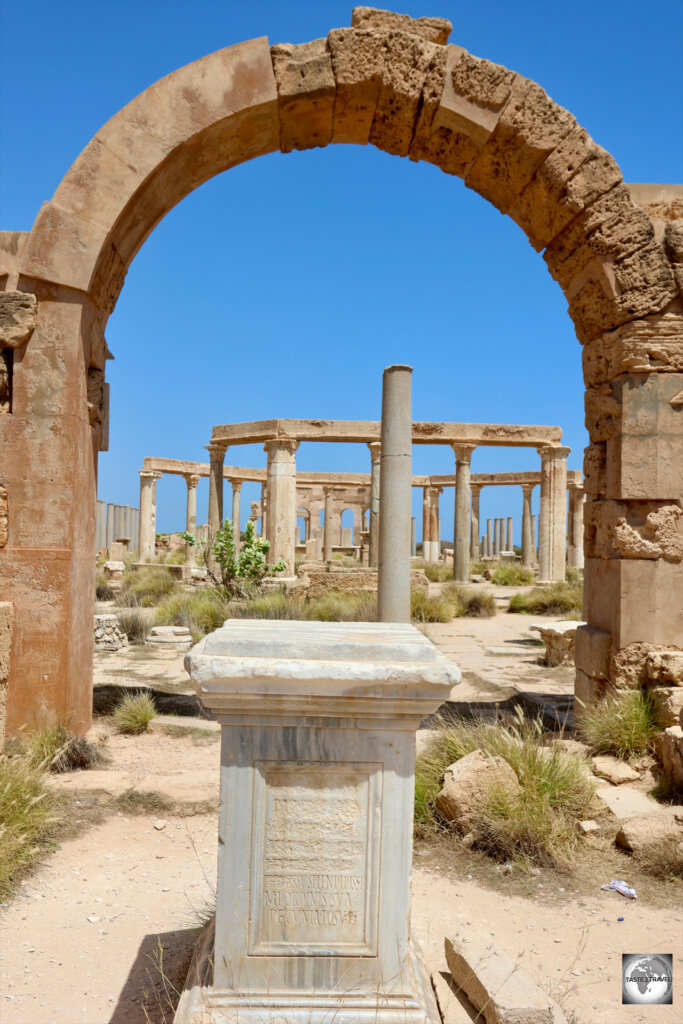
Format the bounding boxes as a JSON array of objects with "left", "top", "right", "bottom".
[
  {"left": 138, "top": 471, "right": 161, "bottom": 563},
  {"left": 378, "top": 366, "right": 412, "bottom": 623},
  {"left": 184, "top": 474, "right": 200, "bottom": 565},
  {"left": 181, "top": 618, "right": 459, "bottom": 1024},
  {"left": 470, "top": 485, "right": 482, "bottom": 558},
  {"left": 538, "top": 445, "right": 570, "bottom": 582},
  {"left": 206, "top": 443, "right": 227, "bottom": 573},
  {"left": 452, "top": 445, "right": 474, "bottom": 582},
  {"left": 521, "top": 484, "right": 534, "bottom": 568},
  {"left": 231, "top": 480, "right": 242, "bottom": 557},
  {"left": 368, "top": 441, "right": 381, "bottom": 568},
  {"left": 568, "top": 484, "right": 584, "bottom": 570},
  {"left": 264, "top": 439, "right": 298, "bottom": 575}
]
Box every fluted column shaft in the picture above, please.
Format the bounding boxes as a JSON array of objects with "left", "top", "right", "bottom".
[
  {"left": 470, "top": 485, "right": 482, "bottom": 558},
  {"left": 378, "top": 365, "right": 412, "bottom": 623},
  {"left": 231, "top": 481, "right": 242, "bottom": 557},
  {"left": 538, "top": 445, "right": 570, "bottom": 582},
  {"left": 452, "top": 445, "right": 475, "bottom": 582}
]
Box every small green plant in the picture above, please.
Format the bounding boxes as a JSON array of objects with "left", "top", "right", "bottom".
[
  {"left": 24, "top": 721, "right": 103, "bottom": 773},
  {"left": 508, "top": 581, "right": 583, "bottom": 617},
  {"left": 0, "top": 753, "right": 59, "bottom": 899},
  {"left": 490, "top": 564, "right": 534, "bottom": 586},
  {"left": 208, "top": 519, "right": 286, "bottom": 597},
  {"left": 577, "top": 689, "right": 658, "bottom": 761},
  {"left": 116, "top": 604, "right": 150, "bottom": 643},
  {"left": 155, "top": 589, "right": 231, "bottom": 639},
  {"left": 112, "top": 691, "right": 157, "bottom": 735},
  {"left": 118, "top": 567, "right": 178, "bottom": 607}
]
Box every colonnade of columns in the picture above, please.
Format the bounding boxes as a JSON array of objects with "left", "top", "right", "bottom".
[{"left": 96, "top": 500, "right": 139, "bottom": 555}]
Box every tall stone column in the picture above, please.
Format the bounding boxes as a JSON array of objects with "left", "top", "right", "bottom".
[
  {"left": 264, "top": 439, "right": 298, "bottom": 575},
  {"left": 567, "top": 485, "right": 585, "bottom": 570},
  {"left": 260, "top": 482, "right": 267, "bottom": 538},
  {"left": 531, "top": 515, "right": 537, "bottom": 561},
  {"left": 411, "top": 516, "right": 417, "bottom": 556},
  {"left": 452, "top": 444, "right": 475, "bottom": 582},
  {"left": 470, "top": 485, "right": 481, "bottom": 558},
  {"left": 486, "top": 518, "right": 493, "bottom": 558},
  {"left": 421, "top": 486, "right": 431, "bottom": 561},
  {"left": 521, "top": 484, "right": 534, "bottom": 568},
  {"left": 506, "top": 517, "right": 514, "bottom": 551},
  {"left": 231, "top": 480, "right": 242, "bottom": 557},
  {"left": 138, "top": 471, "right": 161, "bottom": 563},
  {"left": 538, "top": 445, "right": 570, "bottom": 582},
  {"left": 184, "top": 473, "right": 199, "bottom": 565},
  {"left": 323, "top": 487, "right": 333, "bottom": 563},
  {"left": 378, "top": 365, "right": 412, "bottom": 623},
  {"left": 368, "top": 441, "right": 381, "bottom": 568},
  {"left": 206, "top": 442, "right": 227, "bottom": 573}
]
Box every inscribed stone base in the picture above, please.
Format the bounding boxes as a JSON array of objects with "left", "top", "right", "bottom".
[{"left": 175, "top": 917, "right": 440, "bottom": 1024}]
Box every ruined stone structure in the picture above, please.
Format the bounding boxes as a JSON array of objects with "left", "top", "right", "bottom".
[
  {"left": 96, "top": 500, "right": 139, "bottom": 555},
  {"left": 0, "top": 7, "right": 681, "bottom": 744}
]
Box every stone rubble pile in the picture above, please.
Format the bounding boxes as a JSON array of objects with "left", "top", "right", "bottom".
[{"left": 93, "top": 614, "right": 128, "bottom": 652}]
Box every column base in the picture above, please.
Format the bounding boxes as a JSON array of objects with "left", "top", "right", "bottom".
[{"left": 175, "top": 918, "right": 440, "bottom": 1024}]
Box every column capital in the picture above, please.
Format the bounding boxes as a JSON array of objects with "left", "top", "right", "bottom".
[
  {"left": 451, "top": 443, "right": 475, "bottom": 464},
  {"left": 368, "top": 441, "right": 381, "bottom": 460},
  {"left": 323, "top": 484, "right": 335, "bottom": 497},
  {"left": 139, "top": 469, "right": 162, "bottom": 480},
  {"left": 263, "top": 438, "right": 299, "bottom": 456},
  {"left": 521, "top": 482, "right": 535, "bottom": 496},
  {"left": 567, "top": 480, "right": 584, "bottom": 493},
  {"left": 231, "top": 479, "right": 242, "bottom": 492},
  {"left": 184, "top": 473, "right": 200, "bottom": 489},
  {"left": 470, "top": 483, "right": 483, "bottom": 495},
  {"left": 206, "top": 441, "right": 228, "bottom": 460},
  {"left": 537, "top": 444, "right": 571, "bottom": 459}
]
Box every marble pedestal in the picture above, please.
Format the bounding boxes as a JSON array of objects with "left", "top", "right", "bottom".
[{"left": 177, "top": 620, "right": 459, "bottom": 1024}]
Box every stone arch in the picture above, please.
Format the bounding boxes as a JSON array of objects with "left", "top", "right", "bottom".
[{"left": 1, "top": 7, "right": 681, "bottom": 739}]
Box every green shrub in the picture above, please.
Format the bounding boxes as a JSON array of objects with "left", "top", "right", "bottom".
[
  {"left": 112, "top": 692, "right": 157, "bottom": 735},
  {"left": 155, "top": 589, "right": 231, "bottom": 640},
  {"left": 410, "top": 591, "right": 455, "bottom": 623},
  {"left": 412, "top": 559, "right": 452, "bottom": 583},
  {"left": 577, "top": 688, "right": 658, "bottom": 761},
  {"left": 164, "top": 548, "right": 186, "bottom": 565},
  {"left": 24, "top": 722, "right": 103, "bottom": 773},
  {"left": 490, "top": 564, "right": 534, "bottom": 586},
  {"left": 0, "top": 754, "right": 59, "bottom": 899},
  {"left": 442, "top": 584, "right": 497, "bottom": 618},
  {"left": 415, "top": 710, "right": 594, "bottom": 866},
  {"left": 508, "top": 581, "right": 583, "bottom": 617},
  {"left": 95, "top": 569, "right": 114, "bottom": 601},
  {"left": 118, "top": 567, "right": 178, "bottom": 608},
  {"left": 116, "top": 604, "right": 150, "bottom": 644}
]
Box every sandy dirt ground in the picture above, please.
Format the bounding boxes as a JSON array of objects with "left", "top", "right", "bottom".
[{"left": 2, "top": 595, "right": 681, "bottom": 1024}]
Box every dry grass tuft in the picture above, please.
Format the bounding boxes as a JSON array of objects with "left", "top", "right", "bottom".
[
  {"left": 577, "top": 688, "right": 658, "bottom": 761},
  {"left": 444, "top": 584, "right": 497, "bottom": 618},
  {"left": 0, "top": 754, "right": 60, "bottom": 900},
  {"left": 412, "top": 559, "right": 452, "bottom": 583},
  {"left": 113, "top": 691, "right": 157, "bottom": 735},
  {"left": 118, "top": 567, "right": 178, "bottom": 607},
  {"left": 490, "top": 564, "right": 534, "bottom": 586},
  {"left": 633, "top": 834, "right": 683, "bottom": 881},
  {"left": 415, "top": 710, "right": 594, "bottom": 867},
  {"left": 24, "top": 722, "right": 104, "bottom": 773},
  {"left": 508, "top": 581, "right": 582, "bottom": 617},
  {"left": 116, "top": 790, "right": 173, "bottom": 815},
  {"left": 116, "top": 603, "right": 150, "bottom": 643}
]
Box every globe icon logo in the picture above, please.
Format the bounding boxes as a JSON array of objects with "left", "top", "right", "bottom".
[{"left": 622, "top": 954, "right": 673, "bottom": 1005}]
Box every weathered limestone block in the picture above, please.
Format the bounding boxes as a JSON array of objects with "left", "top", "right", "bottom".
[
  {"left": 0, "top": 601, "right": 12, "bottom": 747},
  {"left": 575, "top": 624, "right": 611, "bottom": 680},
  {"left": 574, "top": 667, "right": 609, "bottom": 713},
  {"left": 651, "top": 687, "right": 683, "bottom": 728},
  {"left": 351, "top": 7, "right": 452, "bottom": 45},
  {"left": 0, "top": 290, "right": 37, "bottom": 347},
  {"left": 584, "top": 384, "right": 621, "bottom": 442},
  {"left": 605, "top": 373, "right": 683, "bottom": 501},
  {"left": 647, "top": 648, "right": 683, "bottom": 686},
  {"left": 435, "top": 749, "right": 520, "bottom": 830},
  {"left": 369, "top": 32, "right": 445, "bottom": 157},
  {"left": 584, "top": 499, "right": 683, "bottom": 561},
  {"left": 327, "top": 28, "right": 385, "bottom": 144},
  {"left": 530, "top": 621, "right": 583, "bottom": 667},
  {"left": 611, "top": 641, "right": 659, "bottom": 689},
  {"left": 86, "top": 366, "right": 104, "bottom": 427},
  {"left": 444, "top": 935, "right": 559, "bottom": 1024},
  {"left": 616, "top": 816, "right": 681, "bottom": 853},
  {"left": 271, "top": 39, "right": 335, "bottom": 152},
  {"left": 654, "top": 726, "right": 683, "bottom": 789},
  {"left": 583, "top": 443, "right": 606, "bottom": 497},
  {"left": 145, "top": 625, "right": 193, "bottom": 651},
  {"left": 582, "top": 313, "right": 683, "bottom": 387},
  {"left": 300, "top": 566, "right": 429, "bottom": 598},
  {"left": 103, "top": 560, "right": 125, "bottom": 590},
  {"left": 509, "top": 127, "right": 622, "bottom": 251},
  {"left": 465, "top": 76, "right": 576, "bottom": 214},
  {"left": 584, "top": 557, "right": 683, "bottom": 650},
  {"left": 409, "top": 45, "right": 478, "bottom": 175},
  {"left": 93, "top": 613, "right": 128, "bottom": 652},
  {"left": 0, "top": 485, "right": 7, "bottom": 546},
  {"left": 591, "top": 755, "right": 639, "bottom": 785}
]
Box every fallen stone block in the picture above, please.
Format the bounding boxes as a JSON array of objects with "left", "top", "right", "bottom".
[
  {"left": 651, "top": 686, "right": 683, "bottom": 728},
  {"left": 435, "top": 749, "right": 520, "bottom": 830},
  {"left": 577, "top": 819, "right": 600, "bottom": 835},
  {"left": 591, "top": 755, "right": 640, "bottom": 785},
  {"left": 530, "top": 621, "right": 583, "bottom": 667},
  {"left": 647, "top": 649, "right": 683, "bottom": 686},
  {"left": 615, "top": 815, "right": 682, "bottom": 853},
  {"left": 444, "top": 935, "right": 565, "bottom": 1024},
  {"left": 655, "top": 725, "right": 683, "bottom": 788},
  {"left": 594, "top": 784, "right": 664, "bottom": 821},
  {"left": 431, "top": 970, "right": 477, "bottom": 1024}
]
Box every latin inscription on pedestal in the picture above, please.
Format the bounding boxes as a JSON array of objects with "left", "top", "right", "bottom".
[{"left": 248, "top": 761, "right": 382, "bottom": 956}]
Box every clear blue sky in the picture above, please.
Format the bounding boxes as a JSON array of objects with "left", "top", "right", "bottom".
[{"left": 2, "top": 0, "right": 682, "bottom": 542}]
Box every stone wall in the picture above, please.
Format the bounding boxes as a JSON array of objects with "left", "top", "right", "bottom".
[
  {"left": 300, "top": 565, "right": 429, "bottom": 599},
  {"left": 0, "top": 601, "right": 13, "bottom": 748}
]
